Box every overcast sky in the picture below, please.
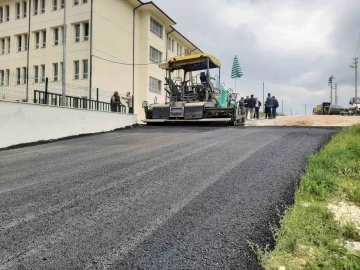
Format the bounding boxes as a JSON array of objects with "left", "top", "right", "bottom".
[{"left": 153, "top": 0, "right": 360, "bottom": 115}]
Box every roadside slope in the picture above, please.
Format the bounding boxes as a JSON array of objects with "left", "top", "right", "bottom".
[{"left": 259, "top": 124, "right": 360, "bottom": 269}]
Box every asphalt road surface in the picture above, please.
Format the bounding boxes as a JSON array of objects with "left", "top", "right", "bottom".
[{"left": 0, "top": 126, "right": 336, "bottom": 270}]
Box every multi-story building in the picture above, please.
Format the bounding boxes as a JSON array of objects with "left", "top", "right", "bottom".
[{"left": 0, "top": 0, "right": 202, "bottom": 119}]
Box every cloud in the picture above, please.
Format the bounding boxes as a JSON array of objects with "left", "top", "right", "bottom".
[{"left": 292, "top": 71, "right": 323, "bottom": 85}]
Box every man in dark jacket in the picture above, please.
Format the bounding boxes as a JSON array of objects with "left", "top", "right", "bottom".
[
  {"left": 110, "top": 91, "right": 122, "bottom": 112},
  {"left": 247, "top": 94, "right": 256, "bottom": 120},
  {"left": 244, "top": 96, "right": 249, "bottom": 119},
  {"left": 266, "top": 93, "right": 274, "bottom": 119},
  {"left": 272, "top": 96, "right": 279, "bottom": 118}
]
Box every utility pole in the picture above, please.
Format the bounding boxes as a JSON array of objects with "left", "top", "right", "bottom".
[
  {"left": 328, "top": 76, "right": 334, "bottom": 104},
  {"left": 334, "top": 83, "right": 338, "bottom": 105},
  {"left": 61, "top": 0, "right": 67, "bottom": 106},
  {"left": 350, "top": 58, "right": 358, "bottom": 97},
  {"left": 303, "top": 104, "right": 307, "bottom": 115},
  {"left": 281, "top": 100, "right": 283, "bottom": 115}
]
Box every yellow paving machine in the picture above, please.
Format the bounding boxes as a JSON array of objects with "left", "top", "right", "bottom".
[{"left": 141, "top": 53, "right": 246, "bottom": 125}]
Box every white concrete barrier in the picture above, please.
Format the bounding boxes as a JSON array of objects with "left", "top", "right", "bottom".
[{"left": 0, "top": 101, "right": 137, "bottom": 149}]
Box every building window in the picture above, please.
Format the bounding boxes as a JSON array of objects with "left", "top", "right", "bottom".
[
  {"left": 74, "top": 0, "right": 79, "bottom": 5},
  {"left": 149, "top": 77, "right": 161, "bottom": 94},
  {"left": 82, "top": 59, "right": 88, "bottom": 79},
  {"left": 150, "top": 17, "right": 163, "bottom": 38},
  {"left": 74, "top": 60, "right": 79, "bottom": 79},
  {"left": 7, "top": 37, "right": 10, "bottom": 53},
  {"left": 34, "top": 0, "right": 38, "bottom": 15},
  {"left": 34, "top": 65, "right": 39, "bottom": 83},
  {"left": 23, "top": 67, "right": 27, "bottom": 84},
  {"left": 41, "top": 64, "right": 45, "bottom": 82},
  {"left": 23, "top": 1, "right": 27, "bottom": 18},
  {"left": 0, "top": 70, "right": 4, "bottom": 86},
  {"left": 35, "top": 32, "right": 40, "bottom": 48},
  {"left": 16, "top": 2, "right": 21, "bottom": 19},
  {"left": 83, "top": 22, "right": 89, "bottom": 41},
  {"left": 60, "top": 62, "right": 63, "bottom": 80},
  {"left": 54, "top": 28, "right": 59, "bottom": 45},
  {"left": 1, "top": 39, "right": 4, "bottom": 54},
  {"left": 83, "top": 0, "right": 88, "bottom": 3},
  {"left": 177, "top": 43, "right": 179, "bottom": 55},
  {"left": 150, "top": 46, "right": 162, "bottom": 63},
  {"left": 42, "top": 30, "right": 46, "bottom": 47},
  {"left": 171, "top": 39, "right": 174, "bottom": 52},
  {"left": 53, "top": 0, "right": 58, "bottom": 10},
  {"left": 41, "top": 0, "right": 45, "bottom": 13},
  {"left": 0, "top": 7, "right": 3, "bottom": 23},
  {"left": 180, "top": 45, "right": 183, "bottom": 55},
  {"left": 24, "top": 34, "right": 28, "bottom": 51},
  {"left": 167, "top": 37, "right": 171, "bottom": 50},
  {"left": 16, "top": 68, "right": 21, "bottom": 84},
  {"left": 53, "top": 63, "right": 58, "bottom": 81},
  {"left": 17, "top": 35, "right": 22, "bottom": 52},
  {"left": 75, "top": 24, "right": 80, "bottom": 42},
  {"left": 6, "top": 69, "right": 9, "bottom": 85},
  {"left": 5, "top": 5, "right": 10, "bottom": 22}
]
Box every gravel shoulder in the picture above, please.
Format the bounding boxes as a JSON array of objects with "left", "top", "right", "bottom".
[
  {"left": 0, "top": 126, "right": 336, "bottom": 270},
  {"left": 246, "top": 115, "right": 360, "bottom": 127}
]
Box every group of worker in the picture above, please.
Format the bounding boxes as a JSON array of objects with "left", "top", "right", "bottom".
[
  {"left": 239, "top": 93, "right": 279, "bottom": 120},
  {"left": 110, "top": 91, "right": 134, "bottom": 114}
]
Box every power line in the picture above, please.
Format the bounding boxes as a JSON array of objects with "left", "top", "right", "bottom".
[
  {"left": 220, "top": 71, "right": 263, "bottom": 84},
  {"left": 92, "top": 11, "right": 148, "bottom": 40},
  {"left": 92, "top": 51, "right": 189, "bottom": 66},
  {"left": 0, "top": 11, "right": 91, "bottom": 33}
]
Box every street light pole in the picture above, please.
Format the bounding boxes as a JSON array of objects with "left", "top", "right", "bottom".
[
  {"left": 61, "top": 0, "right": 67, "bottom": 106},
  {"left": 350, "top": 58, "right": 358, "bottom": 97},
  {"left": 334, "top": 83, "right": 338, "bottom": 105}
]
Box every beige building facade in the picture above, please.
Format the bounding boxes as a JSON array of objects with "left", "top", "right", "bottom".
[{"left": 0, "top": 0, "right": 202, "bottom": 119}]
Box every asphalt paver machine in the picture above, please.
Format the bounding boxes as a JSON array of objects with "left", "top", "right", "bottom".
[{"left": 141, "top": 53, "right": 246, "bottom": 125}]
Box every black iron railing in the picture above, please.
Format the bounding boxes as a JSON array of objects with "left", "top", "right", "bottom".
[{"left": 33, "top": 89, "right": 126, "bottom": 113}]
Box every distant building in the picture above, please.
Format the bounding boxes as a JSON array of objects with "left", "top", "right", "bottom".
[{"left": 0, "top": 0, "right": 202, "bottom": 119}]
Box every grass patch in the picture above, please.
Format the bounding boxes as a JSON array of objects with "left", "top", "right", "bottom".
[{"left": 258, "top": 124, "right": 360, "bottom": 269}]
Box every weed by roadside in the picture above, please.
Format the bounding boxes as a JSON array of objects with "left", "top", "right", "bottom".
[{"left": 257, "top": 124, "right": 360, "bottom": 269}]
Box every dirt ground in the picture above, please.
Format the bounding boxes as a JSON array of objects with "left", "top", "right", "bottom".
[{"left": 246, "top": 115, "right": 360, "bottom": 127}]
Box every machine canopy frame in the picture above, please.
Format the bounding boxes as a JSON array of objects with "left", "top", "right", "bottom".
[{"left": 159, "top": 53, "right": 221, "bottom": 72}]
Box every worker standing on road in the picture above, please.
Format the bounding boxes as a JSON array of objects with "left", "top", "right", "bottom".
[
  {"left": 110, "top": 91, "right": 122, "bottom": 112},
  {"left": 254, "top": 97, "right": 261, "bottom": 119},
  {"left": 122, "top": 92, "right": 133, "bottom": 114},
  {"left": 266, "top": 93, "right": 274, "bottom": 119},
  {"left": 272, "top": 96, "right": 279, "bottom": 119},
  {"left": 244, "top": 96, "right": 249, "bottom": 119},
  {"left": 248, "top": 95, "right": 256, "bottom": 120},
  {"left": 264, "top": 101, "right": 269, "bottom": 118}
]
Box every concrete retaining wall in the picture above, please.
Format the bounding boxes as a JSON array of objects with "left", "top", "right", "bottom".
[{"left": 0, "top": 101, "right": 137, "bottom": 149}]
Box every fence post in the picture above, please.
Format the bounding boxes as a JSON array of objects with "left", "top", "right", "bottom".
[
  {"left": 44, "top": 77, "right": 48, "bottom": 104},
  {"left": 96, "top": 88, "right": 99, "bottom": 110}
]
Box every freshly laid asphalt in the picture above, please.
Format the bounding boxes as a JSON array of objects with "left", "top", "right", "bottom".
[{"left": 0, "top": 125, "right": 336, "bottom": 270}]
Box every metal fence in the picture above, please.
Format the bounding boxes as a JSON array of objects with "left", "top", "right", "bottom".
[{"left": 0, "top": 72, "right": 127, "bottom": 113}]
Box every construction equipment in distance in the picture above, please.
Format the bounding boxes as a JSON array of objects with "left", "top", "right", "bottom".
[
  {"left": 341, "top": 97, "right": 360, "bottom": 116},
  {"left": 313, "top": 102, "right": 331, "bottom": 115},
  {"left": 141, "top": 53, "right": 246, "bottom": 125}
]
